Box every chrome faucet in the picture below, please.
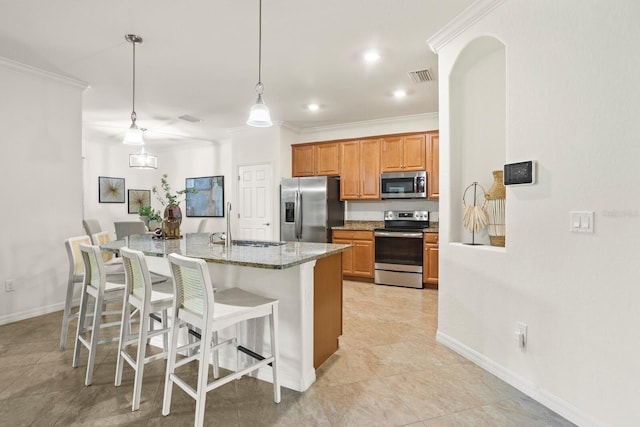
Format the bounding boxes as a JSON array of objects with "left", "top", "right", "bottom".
[{"left": 225, "top": 202, "right": 232, "bottom": 249}]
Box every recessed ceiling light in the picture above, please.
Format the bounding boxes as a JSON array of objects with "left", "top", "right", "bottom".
[
  {"left": 363, "top": 50, "right": 381, "bottom": 63},
  {"left": 307, "top": 103, "right": 320, "bottom": 112},
  {"left": 393, "top": 89, "right": 407, "bottom": 98}
]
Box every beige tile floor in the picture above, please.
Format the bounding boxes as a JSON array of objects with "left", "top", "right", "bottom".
[{"left": 0, "top": 280, "right": 575, "bottom": 426}]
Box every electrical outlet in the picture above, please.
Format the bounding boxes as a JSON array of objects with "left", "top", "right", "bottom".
[
  {"left": 515, "top": 322, "right": 527, "bottom": 348},
  {"left": 5, "top": 280, "right": 15, "bottom": 293}
]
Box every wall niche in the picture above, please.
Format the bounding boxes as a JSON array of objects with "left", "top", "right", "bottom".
[{"left": 449, "top": 36, "right": 506, "bottom": 245}]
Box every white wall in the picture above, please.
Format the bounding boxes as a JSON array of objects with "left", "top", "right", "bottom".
[
  {"left": 432, "top": 1, "right": 640, "bottom": 425},
  {"left": 230, "top": 125, "right": 284, "bottom": 240},
  {"left": 83, "top": 139, "right": 226, "bottom": 236},
  {"left": 0, "top": 58, "right": 85, "bottom": 323}
]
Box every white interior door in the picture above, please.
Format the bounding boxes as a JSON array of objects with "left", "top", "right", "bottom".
[{"left": 237, "top": 163, "right": 273, "bottom": 240}]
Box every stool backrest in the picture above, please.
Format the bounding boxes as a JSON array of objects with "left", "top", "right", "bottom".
[
  {"left": 65, "top": 235, "right": 92, "bottom": 277},
  {"left": 119, "top": 247, "right": 152, "bottom": 301},
  {"left": 92, "top": 231, "right": 116, "bottom": 263},
  {"left": 168, "top": 253, "right": 214, "bottom": 320},
  {"left": 79, "top": 244, "right": 106, "bottom": 291}
]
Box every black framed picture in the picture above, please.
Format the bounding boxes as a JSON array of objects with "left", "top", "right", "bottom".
[
  {"left": 128, "top": 189, "right": 150, "bottom": 214},
  {"left": 185, "top": 176, "right": 224, "bottom": 217},
  {"left": 98, "top": 176, "right": 125, "bottom": 203}
]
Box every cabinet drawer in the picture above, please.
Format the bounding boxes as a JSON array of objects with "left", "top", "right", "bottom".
[
  {"left": 333, "top": 230, "right": 373, "bottom": 240},
  {"left": 423, "top": 233, "right": 438, "bottom": 244}
]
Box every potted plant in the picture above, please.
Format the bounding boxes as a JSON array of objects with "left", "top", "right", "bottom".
[
  {"left": 138, "top": 205, "right": 163, "bottom": 230},
  {"left": 152, "top": 174, "right": 197, "bottom": 238}
]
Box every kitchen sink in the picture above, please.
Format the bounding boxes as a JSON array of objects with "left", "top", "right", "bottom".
[{"left": 211, "top": 240, "right": 287, "bottom": 248}]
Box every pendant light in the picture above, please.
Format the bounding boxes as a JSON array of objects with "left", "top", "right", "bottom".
[
  {"left": 129, "top": 129, "right": 157, "bottom": 169},
  {"left": 129, "top": 146, "right": 158, "bottom": 169},
  {"left": 123, "top": 34, "right": 145, "bottom": 145},
  {"left": 246, "top": 0, "right": 272, "bottom": 127}
]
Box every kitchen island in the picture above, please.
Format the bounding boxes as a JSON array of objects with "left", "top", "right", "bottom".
[{"left": 101, "top": 233, "right": 350, "bottom": 392}]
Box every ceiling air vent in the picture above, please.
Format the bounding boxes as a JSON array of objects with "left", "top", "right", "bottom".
[
  {"left": 178, "top": 114, "right": 202, "bottom": 123},
  {"left": 407, "top": 68, "right": 434, "bottom": 83}
]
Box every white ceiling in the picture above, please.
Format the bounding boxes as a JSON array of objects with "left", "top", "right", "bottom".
[{"left": 0, "top": 0, "right": 473, "bottom": 147}]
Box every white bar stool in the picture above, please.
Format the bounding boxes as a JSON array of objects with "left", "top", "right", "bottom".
[
  {"left": 162, "top": 253, "right": 280, "bottom": 427},
  {"left": 72, "top": 244, "right": 126, "bottom": 386},
  {"left": 115, "top": 247, "right": 173, "bottom": 411}
]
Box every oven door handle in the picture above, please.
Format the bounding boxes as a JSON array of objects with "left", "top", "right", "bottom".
[{"left": 374, "top": 231, "right": 424, "bottom": 238}]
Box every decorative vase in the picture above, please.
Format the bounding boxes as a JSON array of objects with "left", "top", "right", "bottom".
[
  {"left": 485, "top": 170, "right": 506, "bottom": 247},
  {"left": 162, "top": 205, "right": 182, "bottom": 239}
]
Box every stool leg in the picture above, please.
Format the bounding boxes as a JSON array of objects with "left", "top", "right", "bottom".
[
  {"left": 115, "top": 296, "right": 131, "bottom": 387},
  {"left": 162, "top": 315, "right": 181, "bottom": 416},
  {"left": 194, "top": 324, "right": 213, "bottom": 427},
  {"left": 72, "top": 286, "right": 89, "bottom": 368},
  {"left": 85, "top": 292, "right": 103, "bottom": 386},
  {"left": 270, "top": 304, "right": 281, "bottom": 403},
  {"left": 132, "top": 305, "right": 150, "bottom": 411},
  {"left": 211, "top": 331, "right": 219, "bottom": 379},
  {"left": 162, "top": 309, "right": 169, "bottom": 357},
  {"left": 60, "top": 277, "right": 75, "bottom": 350}
]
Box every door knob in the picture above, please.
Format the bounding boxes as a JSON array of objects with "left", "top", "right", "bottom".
[{"left": 263, "top": 222, "right": 270, "bottom": 226}]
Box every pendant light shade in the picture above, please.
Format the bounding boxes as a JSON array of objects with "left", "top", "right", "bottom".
[
  {"left": 247, "top": 86, "right": 272, "bottom": 127},
  {"left": 247, "top": 0, "right": 272, "bottom": 127},
  {"left": 129, "top": 147, "right": 158, "bottom": 169},
  {"left": 129, "top": 129, "right": 157, "bottom": 169},
  {"left": 123, "top": 34, "right": 144, "bottom": 145},
  {"left": 123, "top": 121, "right": 144, "bottom": 145}
]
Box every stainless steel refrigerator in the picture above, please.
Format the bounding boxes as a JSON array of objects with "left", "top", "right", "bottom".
[{"left": 280, "top": 176, "right": 344, "bottom": 243}]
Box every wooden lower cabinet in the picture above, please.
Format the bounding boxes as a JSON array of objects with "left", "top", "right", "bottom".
[
  {"left": 423, "top": 233, "right": 439, "bottom": 285},
  {"left": 332, "top": 230, "right": 374, "bottom": 279}
]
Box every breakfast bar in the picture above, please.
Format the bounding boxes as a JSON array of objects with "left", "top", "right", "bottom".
[{"left": 101, "top": 233, "right": 350, "bottom": 392}]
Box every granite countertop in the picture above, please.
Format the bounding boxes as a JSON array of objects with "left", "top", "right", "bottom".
[
  {"left": 332, "top": 221, "right": 384, "bottom": 231},
  {"left": 101, "top": 233, "right": 351, "bottom": 270},
  {"left": 332, "top": 220, "right": 439, "bottom": 233}
]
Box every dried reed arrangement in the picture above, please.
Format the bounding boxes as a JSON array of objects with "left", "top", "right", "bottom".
[{"left": 462, "top": 182, "right": 488, "bottom": 244}]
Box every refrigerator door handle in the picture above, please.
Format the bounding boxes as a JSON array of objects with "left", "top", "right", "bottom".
[{"left": 294, "top": 190, "right": 302, "bottom": 239}]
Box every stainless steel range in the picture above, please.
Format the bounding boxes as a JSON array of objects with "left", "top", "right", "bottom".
[{"left": 374, "top": 210, "right": 429, "bottom": 289}]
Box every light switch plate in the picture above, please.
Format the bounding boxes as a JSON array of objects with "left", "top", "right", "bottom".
[{"left": 570, "top": 211, "right": 594, "bottom": 233}]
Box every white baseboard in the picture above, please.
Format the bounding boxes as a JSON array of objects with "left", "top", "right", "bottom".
[
  {"left": 436, "top": 331, "right": 603, "bottom": 427},
  {"left": 0, "top": 301, "right": 65, "bottom": 326}
]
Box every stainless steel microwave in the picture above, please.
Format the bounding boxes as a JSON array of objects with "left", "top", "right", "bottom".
[{"left": 380, "top": 171, "right": 427, "bottom": 199}]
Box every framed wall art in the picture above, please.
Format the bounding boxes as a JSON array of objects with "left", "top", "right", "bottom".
[
  {"left": 185, "top": 176, "right": 224, "bottom": 217},
  {"left": 98, "top": 176, "right": 125, "bottom": 203},
  {"left": 128, "top": 189, "right": 151, "bottom": 214}
]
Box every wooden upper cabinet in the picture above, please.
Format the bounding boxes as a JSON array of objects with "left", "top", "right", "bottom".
[
  {"left": 380, "top": 134, "right": 426, "bottom": 172},
  {"left": 426, "top": 131, "right": 439, "bottom": 200},
  {"left": 340, "top": 141, "right": 361, "bottom": 199},
  {"left": 359, "top": 139, "right": 380, "bottom": 199},
  {"left": 292, "top": 145, "right": 315, "bottom": 177},
  {"left": 340, "top": 139, "right": 380, "bottom": 200},
  {"left": 315, "top": 142, "right": 340, "bottom": 176},
  {"left": 292, "top": 142, "right": 340, "bottom": 177},
  {"left": 380, "top": 136, "right": 404, "bottom": 171}
]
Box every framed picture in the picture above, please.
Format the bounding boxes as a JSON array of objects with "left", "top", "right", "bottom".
[
  {"left": 185, "top": 176, "right": 224, "bottom": 217},
  {"left": 128, "top": 189, "right": 151, "bottom": 214},
  {"left": 98, "top": 176, "right": 125, "bottom": 203}
]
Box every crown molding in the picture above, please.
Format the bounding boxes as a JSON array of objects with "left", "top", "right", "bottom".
[
  {"left": 0, "top": 56, "right": 88, "bottom": 89},
  {"left": 427, "top": 0, "right": 505, "bottom": 54},
  {"left": 298, "top": 113, "right": 439, "bottom": 135}
]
